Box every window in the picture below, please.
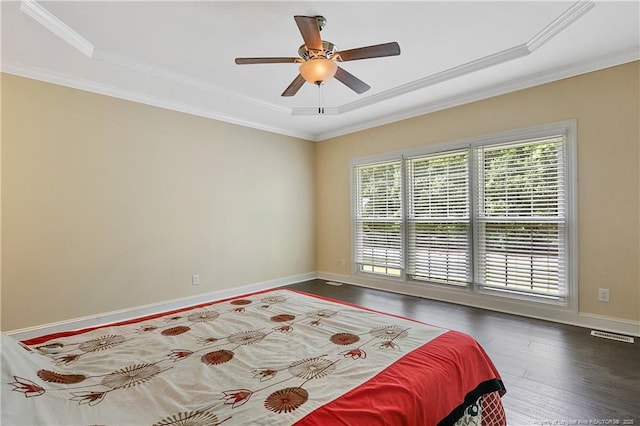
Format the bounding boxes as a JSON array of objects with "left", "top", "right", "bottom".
[
  {"left": 353, "top": 160, "right": 403, "bottom": 277},
  {"left": 352, "top": 122, "right": 575, "bottom": 304},
  {"left": 475, "top": 137, "right": 567, "bottom": 299},
  {"left": 406, "top": 149, "right": 470, "bottom": 285}
]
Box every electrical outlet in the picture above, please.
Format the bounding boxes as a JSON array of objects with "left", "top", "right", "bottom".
[
  {"left": 598, "top": 288, "right": 609, "bottom": 303},
  {"left": 192, "top": 274, "right": 200, "bottom": 286}
]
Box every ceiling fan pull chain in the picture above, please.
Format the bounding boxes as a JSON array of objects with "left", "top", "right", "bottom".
[{"left": 317, "top": 82, "right": 325, "bottom": 115}]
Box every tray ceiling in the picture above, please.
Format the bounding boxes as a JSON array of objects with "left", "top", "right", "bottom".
[{"left": 2, "top": 1, "right": 638, "bottom": 141}]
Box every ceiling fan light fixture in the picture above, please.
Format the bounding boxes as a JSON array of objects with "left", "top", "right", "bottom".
[
  {"left": 299, "top": 58, "right": 337, "bottom": 84},
  {"left": 235, "top": 15, "right": 400, "bottom": 97}
]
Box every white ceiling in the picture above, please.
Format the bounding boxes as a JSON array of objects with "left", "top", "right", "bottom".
[{"left": 2, "top": 1, "right": 639, "bottom": 141}]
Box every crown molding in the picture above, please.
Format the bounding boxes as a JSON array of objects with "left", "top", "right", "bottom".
[
  {"left": 294, "top": 1, "right": 597, "bottom": 117},
  {"left": 19, "top": 0, "right": 291, "bottom": 115},
  {"left": 0, "top": 61, "right": 314, "bottom": 141},
  {"left": 92, "top": 49, "right": 290, "bottom": 115},
  {"left": 20, "top": 0, "right": 597, "bottom": 122},
  {"left": 3, "top": 46, "right": 636, "bottom": 143},
  {"left": 315, "top": 47, "right": 639, "bottom": 141},
  {"left": 527, "top": 0, "right": 595, "bottom": 52},
  {"left": 290, "top": 44, "right": 530, "bottom": 117},
  {"left": 20, "top": 0, "right": 94, "bottom": 58},
  {"left": 351, "top": 44, "right": 531, "bottom": 115}
]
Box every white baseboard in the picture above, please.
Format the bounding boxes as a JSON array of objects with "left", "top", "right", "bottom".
[
  {"left": 317, "top": 271, "right": 640, "bottom": 338},
  {"left": 7, "top": 272, "right": 317, "bottom": 342},
  {"left": 8, "top": 270, "right": 638, "bottom": 341}
]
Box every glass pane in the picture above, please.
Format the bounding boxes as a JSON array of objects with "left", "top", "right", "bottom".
[
  {"left": 406, "top": 149, "right": 471, "bottom": 285},
  {"left": 408, "top": 221, "right": 470, "bottom": 285},
  {"left": 475, "top": 135, "right": 567, "bottom": 299},
  {"left": 479, "top": 140, "right": 564, "bottom": 218}
]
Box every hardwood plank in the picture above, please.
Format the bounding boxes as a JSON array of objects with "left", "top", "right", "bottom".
[{"left": 287, "top": 279, "right": 640, "bottom": 425}]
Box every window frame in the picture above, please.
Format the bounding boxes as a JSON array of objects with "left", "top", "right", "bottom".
[
  {"left": 353, "top": 158, "right": 405, "bottom": 278},
  {"left": 351, "top": 120, "right": 577, "bottom": 309}
]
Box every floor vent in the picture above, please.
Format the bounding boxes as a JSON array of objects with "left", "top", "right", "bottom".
[
  {"left": 590, "top": 330, "right": 634, "bottom": 343},
  {"left": 325, "top": 281, "right": 343, "bottom": 286}
]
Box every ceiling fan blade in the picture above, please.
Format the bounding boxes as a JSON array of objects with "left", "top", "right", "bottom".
[
  {"left": 235, "top": 57, "right": 301, "bottom": 65},
  {"left": 281, "top": 74, "right": 306, "bottom": 97},
  {"left": 294, "top": 15, "right": 322, "bottom": 51},
  {"left": 334, "top": 66, "right": 370, "bottom": 94},
  {"left": 337, "top": 42, "right": 401, "bottom": 62}
]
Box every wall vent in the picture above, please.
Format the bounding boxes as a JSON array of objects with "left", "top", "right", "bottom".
[{"left": 590, "top": 330, "right": 634, "bottom": 344}]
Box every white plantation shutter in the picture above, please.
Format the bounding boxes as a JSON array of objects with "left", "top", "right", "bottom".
[
  {"left": 406, "top": 150, "right": 471, "bottom": 285},
  {"left": 351, "top": 122, "right": 574, "bottom": 304},
  {"left": 475, "top": 136, "right": 567, "bottom": 299},
  {"left": 354, "top": 160, "right": 403, "bottom": 275}
]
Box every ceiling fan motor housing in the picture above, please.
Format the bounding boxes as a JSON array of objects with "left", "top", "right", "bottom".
[
  {"left": 315, "top": 16, "right": 327, "bottom": 31},
  {"left": 299, "top": 41, "right": 337, "bottom": 60}
]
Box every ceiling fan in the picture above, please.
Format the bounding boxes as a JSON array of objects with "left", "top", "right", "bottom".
[{"left": 235, "top": 15, "right": 401, "bottom": 97}]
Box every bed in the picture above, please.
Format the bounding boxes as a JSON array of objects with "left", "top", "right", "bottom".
[{"left": 1, "top": 288, "right": 506, "bottom": 425}]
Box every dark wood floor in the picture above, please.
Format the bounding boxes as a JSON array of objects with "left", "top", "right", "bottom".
[{"left": 287, "top": 279, "right": 640, "bottom": 426}]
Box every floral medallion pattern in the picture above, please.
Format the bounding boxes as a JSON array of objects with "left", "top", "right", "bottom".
[
  {"left": 270, "top": 314, "right": 295, "bottom": 322},
  {"left": 227, "top": 330, "right": 267, "bottom": 346},
  {"left": 264, "top": 387, "right": 309, "bottom": 414},
  {"left": 287, "top": 357, "right": 336, "bottom": 380},
  {"left": 201, "top": 350, "right": 234, "bottom": 365},
  {"left": 153, "top": 410, "right": 229, "bottom": 426},
  {"left": 78, "top": 334, "right": 125, "bottom": 352},
  {"left": 187, "top": 311, "right": 220, "bottom": 323},
  {"left": 330, "top": 332, "right": 360, "bottom": 346},
  {"left": 100, "top": 363, "right": 163, "bottom": 389}
]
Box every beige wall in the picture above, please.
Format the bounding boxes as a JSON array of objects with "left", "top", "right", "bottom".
[
  {"left": 2, "top": 62, "right": 638, "bottom": 332},
  {"left": 316, "top": 61, "right": 640, "bottom": 322},
  {"left": 1, "top": 74, "right": 316, "bottom": 331}
]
